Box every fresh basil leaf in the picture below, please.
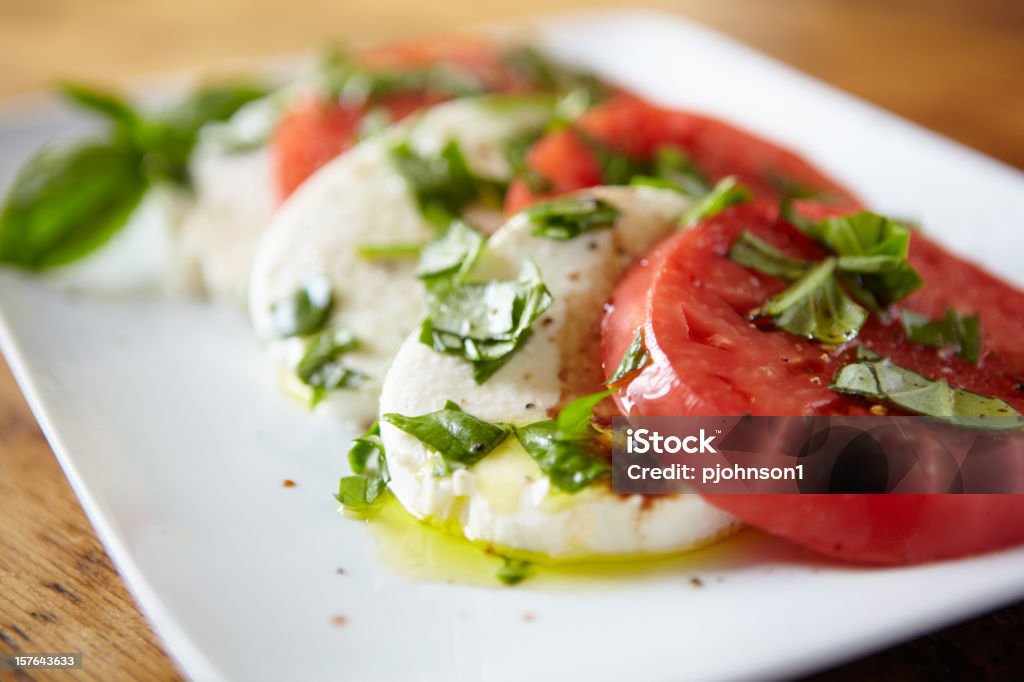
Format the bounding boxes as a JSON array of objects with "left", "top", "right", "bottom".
[
  {"left": 758, "top": 257, "right": 868, "bottom": 344},
  {"left": 607, "top": 327, "right": 651, "bottom": 386},
  {"left": 59, "top": 82, "right": 140, "bottom": 133},
  {"left": 806, "top": 211, "right": 923, "bottom": 308},
  {"left": 650, "top": 146, "right": 711, "bottom": 197},
  {"left": 390, "top": 139, "right": 481, "bottom": 222},
  {"left": 556, "top": 390, "right": 612, "bottom": 440},
  {"left": 679, "top": 176, "right": 752, "bottom": 227},
  {"left": 356, "top": 242, "right": 424, "bottom": 260},
  {"left": 0, "top": 142, "right": 147, "bottom": 269},
  {"left": 383, "top": 400, "right": 511, "bottom": 474},
  {"left": 338, "top": 421, "right": 390, "bottom": 509},
  {"left": 832, "top": 352, "right": 1023, "bottom": 430},
  {"left": 296, "top": 327, "right": 366, "bottom": 401},
  {"left": 496, "top": 556, "right": 532, "bottom": 586},
  {"left": 516, "top": 421, "right": 611, "bottom": 493},
  {"left": 902, "top": 308, "right": 982, "bottom": 364},
  {"left": 728, "top": 229, "right": 812, "bottom": 281},
  {"left": 415, "top": 219, "right": 484, "bottom": 283},
  {"left": 165, "top": 83, "right": 270, "bottom": 137},
  {"left": 526, "top": 195, "right": 619, "bottom": 240},
  {"left": 419, "top": 259, "right": 554, "bottom": 383},
  {"left": 270, "top": 276, "right": 334, "bottom": 338}
]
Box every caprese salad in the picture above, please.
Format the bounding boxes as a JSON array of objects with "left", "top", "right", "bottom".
[{"left": 2, "top": 34, "right": 1023, "bottom": 585}]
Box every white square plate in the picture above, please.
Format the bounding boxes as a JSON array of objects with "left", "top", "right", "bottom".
[{"left": 2, "top": 10, "right": 1023, "bottom": 682}]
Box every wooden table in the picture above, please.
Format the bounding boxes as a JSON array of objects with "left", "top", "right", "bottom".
[{"left": 1, "top": 1, "right": 1022, "bottom": 679}]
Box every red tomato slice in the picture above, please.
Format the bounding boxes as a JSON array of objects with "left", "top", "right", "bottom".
[
  {"left": 272, "top": 37, "right": 542, "bottom": 199},
  {"left": 602, "top": 200, "right": 1024, "bottom": 564},
  {"left": 505, "top": 95, "right": 863, "bottom": 214}
]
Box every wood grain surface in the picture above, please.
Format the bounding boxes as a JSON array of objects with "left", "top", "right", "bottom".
[{"left": 1, "top": 1, "right": 1022, "bottom": 680}]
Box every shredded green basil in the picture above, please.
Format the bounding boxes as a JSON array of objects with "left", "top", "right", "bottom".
[
  {"left": 727, "top": 230, "right": 813, "bottom": 281},
  {"left": 629, "top": 147, "right": 711, "bottom": 198},
  {"left": 571, "top": 128, "right": 651, "bottom": 186},
  {"left": 901, "top": 308, "right": 982, "bottom": 365},
  {"left": 390, "top": 139, "right": 482, "bottom": 223},
  {"left": 501, "top": 45, "right": 608, "bottom": 105},
  {"left": 832, "top": 348, "right": 1023, "bottom": 430},
  {"left": 270, "top": 276, "right": 334, "bottom": 338},
  {"left": 296, "top": 327, "right": 366, "bottom": 406},
  {"left": 383, "top": 400, "right": 511, "bottom": 474},
  {"left": 679, "top": 176, "right": 753, "bottom": 227},
  {"left": 496, "top": 556, "right": 532, "bottom": 586},
  {"left": 316, "top": 48, "right": 485, "bottom": 105},
  {"left": 415, "top": 220, "right": 484, "bottom": 283},
  {"left": 419, "top": 259, "right": 554, "bottom": 383},
  {"left": 356, "top": 242, "right": 423, "bottom": 260},
  {"left": 757, "top": 258, "right": 869, "bottom": 344},
  {"left": 526, "top": 195, "right": 619, "bottom": 240},
  {"left": 337, "top": 421, "right": 390, "bottom": 509},
  {"left": 606, "top": 328, "right": 651, "bottom": 386},
  {"left": 515, "top": 390, "right": 612, "bottom": 493}
]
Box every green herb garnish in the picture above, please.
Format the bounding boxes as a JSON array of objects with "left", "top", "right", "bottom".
[
  {"left": 571, "top": 128, "right": 651, "bottom": 186},
  {"left": 679, "top": 176, "right": 752, "bottom": 227},
  {"left": 832, "top": 348, "right": 1023, "bottom": 430},
  {"left": 296, "top": 327, "right": 366, "bottom": 406},
  {"left": 757, "top": 258, "right": 868, "bottom": 344},
  {"left": 270, "top": 276, "right": 334, "bottom": 338},
  {"left": 515, "top": 390, "right": 612, "bottom": 493},
  {"left": 415, "top": 219, "right": 484, "bottom": 283},
  {"left": 383, "top": 400, "right": 511, "bottom": 474},
  {"left": 606, "top": 327, "right": 651, "bottom": 386},
  {"left": 901, "top": 308, "right": 982, "bottom": 364},
  {"left": 727, "top": 230, "right": 813, "bottom": 281},
  {"left": 316, "top": 48, "right": 485, "bottom": 105},
  {"left": 0, "top": 81, "right": 265, "bottom": 269},
  {"left": 525, "top": 195, "right": 619, "bottom": 240},
  {"left": 630, "top": 147, "right": 711, "bottom": 198},
  {"left": 496, "top": 556, "right": 532, "bottom": 586},
  {"left": 502, "top": 45, "right": 608, "bottom": 105},
  {"left": 337, "top": 421, "right": 390, "bottom": 509},
  {"left": 390, "top": 139, "right": 481, "bottom": 222},
  {"left": 419, "top": 259, "right": 554, "bottom": 383}
]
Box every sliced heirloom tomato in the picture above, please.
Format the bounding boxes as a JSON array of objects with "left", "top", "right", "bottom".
[
  {"left": 273, "top": 38, "right": 602, "bottom": 199},
  {"left": 505, "top": 95, "right": 863, "bottom": 214},
  {"left": 602, "top": 200, "right": 1024, "bottom": 564}
]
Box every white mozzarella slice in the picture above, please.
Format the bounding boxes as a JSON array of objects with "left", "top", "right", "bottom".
[
  {"left": 248, "top": 95, "right": 554, "bottom": 422},
  {"left": 174, "top": 145, "right": 278, "bottom": 303},
  {"left": 378, "top": 186, "right": 740, "bottom": 560}
]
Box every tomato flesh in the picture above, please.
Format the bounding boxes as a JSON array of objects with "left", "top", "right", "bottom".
[
  {"left": 505, "top": 95, "right": 863, "bottom": 214},
  {"left": 601, "top": 200, "right": 1024, "bottom": 564}
]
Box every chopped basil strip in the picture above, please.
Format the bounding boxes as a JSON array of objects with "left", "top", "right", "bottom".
[
  {"left": 504, "top": 132, "right": 553, "bottom": 194},
  {"left": 805, "top": 211, "right": 923, "bottom": 308},
  {"left": 496, "top": 557, "right": 532, "bottom": 586},
  {"left": 383, "top": 400, "right": 511, "bottom": 474},
  {"left": 679, "top": 176, "right": 752, "bottom": 227},
  {"left": 572, "top": 128, "right": 651, "bottom": 186},
  {"left": 607, "top": 327, "right": 651, "bottom": 385},
  {"left": 902, "top": 308, "right": 982, "bottom": 364},
  {"left": 270, "top": 276, "right": 334, "bottom": 338},
  {"left": 727, "top": 230, "right": 813, "bottom": 281},
  {"left": 337, "top": 421, "right": 390, "bottom": 509},
  {"left": 526, "top": 195, "right": 619, "bottom": 240},
  {"left": 515, "top": 390, "right": 612, "bottom": 493},
  {"left": 832, "top": 350, "right": 1023, "bottom": 430},
  {"left": 0, "top": 81, "right": 265, "bottom": 269},
  {"left": 415, "top": 220, "right": 484, "bottom": 283},
  {"left": 296, "top": 327, "right": 366, "bottom": 405},
  {"left": 316, "top": 48, "right": 485, "bottom": 105},
  {"left": 419, "top": 259, "right": 554, "bottom": 383},
  {"left": 390, "top": 139, "right": 479, "bottom": 221},
  {"left": 502, "top": 45, "right": 608, "bottom": 104},
  {"left": 758, "top": 258, "right": 868, "bottom": 344},
  {"left": 356, "top": 242, "right": 423, "bottom": 260},
  {"left": 630, "top": 147, "right": 711, "bottom": 198}
]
